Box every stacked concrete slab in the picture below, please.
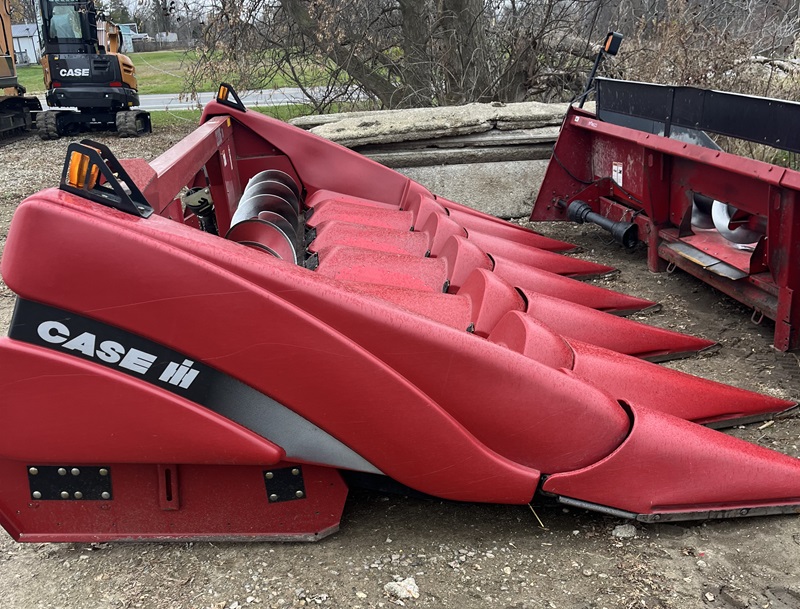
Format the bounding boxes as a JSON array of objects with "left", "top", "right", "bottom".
[{"left": 290, "top": 101, "right": 581, "bottom": 218}]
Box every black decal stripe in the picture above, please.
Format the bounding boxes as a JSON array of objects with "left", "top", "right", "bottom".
[
  {"left": 9, "top": 299, "right": 381, "bottom": 474},
  {"left": 11, "top": 300, "right": 214, "bottom": 402}
]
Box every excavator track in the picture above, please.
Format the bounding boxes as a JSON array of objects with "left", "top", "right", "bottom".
[
  {"left": 0, "top": 96, "right": 41, "bottom": 141},
  {"left": 115, "top": 110, "right": 151, "bottom": 138},
  {"left": 38, "top": 109, "right": 62, "bottom": 140}
]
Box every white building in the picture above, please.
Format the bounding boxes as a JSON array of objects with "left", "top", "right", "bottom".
[{"left": 11, "top": 24, "right": 40, "bottom": 65}]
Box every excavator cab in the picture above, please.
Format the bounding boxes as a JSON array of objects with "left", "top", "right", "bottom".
[
  {"left": 47, "top": 1, "right": 90, "bottom": 43},
  {"left": 38, "top": 0, "right": 150, "bottom": 139}
]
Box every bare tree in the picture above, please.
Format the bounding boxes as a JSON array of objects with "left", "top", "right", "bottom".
[
  {"left": 183, "top": 0, "right": 800, "bottom": 112},
  {"left": 135, "top": 0, "right": 180, "bottom": 35},
  {"left": 185, "top": 0, "right": 613, "bottom": 110},
  {"left": 615, "top": 0, "right": 800, "bottom": 97},
  {"left": 8, "top": 0, "right": 36, "bottom": 24}
]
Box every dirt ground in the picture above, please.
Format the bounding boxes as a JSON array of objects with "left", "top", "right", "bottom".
[{"left": 0, "top": 125, "right": 799, "bottom": 609}]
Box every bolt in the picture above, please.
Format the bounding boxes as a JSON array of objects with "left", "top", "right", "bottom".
[
  {"left": 32, "top": 491, "right": 42, "bottom": 499},
  {"left": 265, "top": 472, "right": 274, "bottom": 480},
  {"left": 28, "top": 467, "right": 39, "bottom": 476},
  {"left": 269, "top": 493, "right": 278, "bottom": 502},
  {"left": 291, "top": 468, "right": 300, "bottom": 476},
  {"left": 60, "top": 491, "right": 69, "bottom": 499},
  {"left": 74, "top": 491, "right": 83, "bottom": 499},
  {"left": 101, "top": 492, "right": 110, "bottom": 500},
  {"left": 58, "top": 468, "right": 67, "bottom": 476},
  {"left": 71, "top": 468, "right": 80, "bottom": 476},
  {"left": 295, "top": 491, "right": 304, "bottom": 498},
  {"left": 99, "top": 468, "right": 108, "bottom": 476}
]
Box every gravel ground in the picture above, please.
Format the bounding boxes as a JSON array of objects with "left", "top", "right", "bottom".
[{"left": 0, "top": 125, "right": 799, "bottom": 609}]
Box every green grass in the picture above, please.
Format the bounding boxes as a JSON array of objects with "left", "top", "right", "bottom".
[
  {"left": 149, "top": 104, "right": 314, "bottom": 129},
  {"left": 127, "top": 50, "right": 200, "bottom": 95},
  {"left": 133, "top": 50, "right": 309, "bottom": 94},
  {"left": 14, "top": 50, "right": 193, "bottom": 95},
  {"left": 16, "top": 50, "right": 324, "bottom": 96},
  {"left": 16, "top": 63, "right": 46, "bottom": 94}
]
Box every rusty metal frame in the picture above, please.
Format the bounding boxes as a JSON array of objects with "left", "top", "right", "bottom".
[{"left": 532, "top": 106, "right": 800, "bottom": 351}]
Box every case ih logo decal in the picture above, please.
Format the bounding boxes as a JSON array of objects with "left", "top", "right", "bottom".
[
  {"left": 10, "top": 299, "right": 212, "bottom": 401},
  {"left": 158, "top": 359, "right": 201, "bottom": 388},
  {"left": 37, "top": 320, "right": 200, "bottom": 388},
  {"left": 9, "top": 299, "right": 383, "bottom": 475}
]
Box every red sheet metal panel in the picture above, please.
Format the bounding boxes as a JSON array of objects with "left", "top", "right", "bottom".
[
  {"left": 441, "top": 197, "right": 578, "bottom": 252},
  {"left": 567, "top": 339, "right": 794, "bottom": 424},
  {"left": 542, "top": 406, "right": 800, "bottom": 516},
  {"left": 308, "top": 200, "right": 413, "bottom": 231},
  {"left": 491, "top": 255, "right": 656, "bottom": 313},
  {"left": 316, "top": 246, "right": 448, "bottom": 292},
  {"left": 0, "top": 341, "right": 285, "bottom": 465},
  {"left": 531, "top": 105, "right": 800, "bottom": 351},
  {"left": 2, "top": 193, "right": 542, "bottom": 504},
  {"left": 0, "top": 461, "right": 348, "bottom": 542},
  {"left": 519, "top": 290, "right": 716, "bottom": 360},
  {"left": 310, "top": 220, "right": 429, "bottom": 256},
  {"left": 0, "top": 98, "right": 797, "bottom": 543}
]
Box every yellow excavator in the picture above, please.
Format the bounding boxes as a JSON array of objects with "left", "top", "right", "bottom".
[
  {"left": 0, "top": 0, "right": 42, "bottom": 137},
  {"left": 37, "top": 0, "right": 150, "bottom": 139}
]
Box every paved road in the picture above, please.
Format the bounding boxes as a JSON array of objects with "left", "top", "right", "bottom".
[
  {"left": 137, "top": 87, "right": 316, "bottom": 110},
  {"left": 38, "top": 87, "right": 316, "bottom": 111}
]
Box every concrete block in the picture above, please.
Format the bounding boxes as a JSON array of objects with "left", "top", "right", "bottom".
[
  {"left": 397, "top": 160, "right": 549, "bottom": 218},
  {"left": 302, "top": 102, "right": 570, "bottom": 148}
]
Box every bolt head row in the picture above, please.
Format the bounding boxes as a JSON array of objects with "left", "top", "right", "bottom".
[
  {"left": 29, "top": 466, "right": 107, "bottom": 476},
  {"left": 32, "top": 491, "right": 96, "bottom": 500},
  {"left": 265, "top": 469, "right": 301, "bottom": 479}
]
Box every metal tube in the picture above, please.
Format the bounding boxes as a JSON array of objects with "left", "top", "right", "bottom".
[{"left": 567, "top": 200, "right": 638, "bottom": 248}]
